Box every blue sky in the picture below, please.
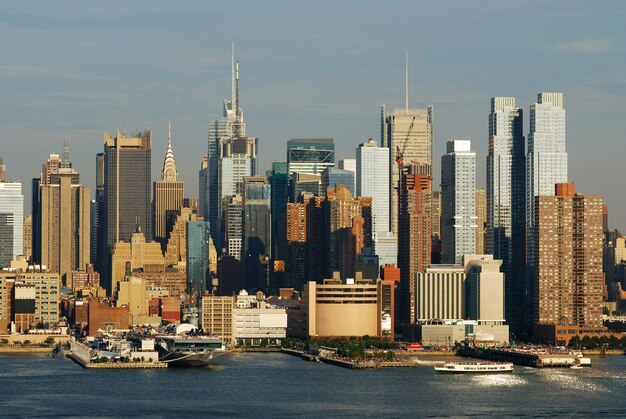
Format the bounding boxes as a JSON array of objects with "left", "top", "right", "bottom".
[{"left": 2, "top": 1, "right": 626, "bottom": 229}]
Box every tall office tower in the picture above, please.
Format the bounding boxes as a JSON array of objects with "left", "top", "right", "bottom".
[
  {"left": 486, "top": 97, "right": 525, "bottom": 330},
  {"left": 153, "top": 125, "right": 184, "bottom": 250},
  {"left": 0, "top": 181, "right": 23, "bottom": 268},
  {"left": 207, "top": 46, "right": 247, "bottom": 244},
  {"left": 225, "top": 194, "right": 243, "bottom": 259},
  {"left": 397, "top": 166, "right": 432, "bottom": 325},
  {"left": 357, "top": 138, "right": 391, "bottom": 237},
  {"left": 431, "top": 191, "right": 442, "bottom": 263},
  {"left": 187, "top": 220, "right": 210, "bottom": 294},
  {"left": 39, "top": 147, "right": 90, "bottom": 287},
  {"left": 31, "top": 152, "right": 62, "bottom": 265},
  {"left": 475, "top": 188, "right": 486, "bottom": 254},
  {"left": 526, "top": 92, "right": 567, "bottom": 327},
  {"left": 337, "top": 158, "right": 356, "bottom": 192},
  {"left": 102, "top": 130, "right": 152, "bottom": 291},
  {"left": 441, "top": 140, "right": 477, "bottom": 264},
  {"left": 242, "top": 177, "right": 271, "bottom": 292},
  {"left": 199, "top": 156, "right": 208, "bottom": 220},
  {"left": 286, "top": 200, "right": 307, "bottom": 290},
  {"left": 23, "top": 215, "right": 32, "bottom": 262},
  {"left": 321, "top": 184, "right": 372, "bottom": 280},
  {"left": 527, "top": 93, "right": 567, "bottom": 224},
  {"left": 533, "top": 183, "right": 603, "bottom": 335},
  {"left": 383, "top": 103, "right": 433, "bottom": 235},
  {"left": 217, "top": 135, "right": 257, "bottom": 250},
  {"left": 93, "top": 152, "right": 105, "bottom": 275},
  {"left": 0, "top": 156, "right": 5, "bottom": 182},
  {"left": 305, "top": 196, "right": 326, "bottom": 282},
  {"left": 268, "top": 161, "right": 288, "bottom": 261},
  {"left": 321, "top": 167, "right": 355, "bottom": 196},
  {"left": 287, "top": 138, "right": 335, "bottom": 178}
]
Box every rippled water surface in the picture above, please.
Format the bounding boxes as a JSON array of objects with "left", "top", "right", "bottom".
[{"left": 1, "top": 352, "right": 625, "bottom": 417}]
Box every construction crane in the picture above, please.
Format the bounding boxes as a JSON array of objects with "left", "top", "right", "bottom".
[{"left": 395, "top": 115, "right": 416, "bottom": 165}]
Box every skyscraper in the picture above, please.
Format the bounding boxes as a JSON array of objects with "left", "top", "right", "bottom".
[
  {"left": 206, "top": 46, "right": 247, "bottom": 243},
  {"left": 153, "top": 124, "right": 184, "bottom": 249},
  {"left": 441, "top": 140, "right": 476, "bottom": 264},
  {"left": 321, "top": 167, "right": 355, "bottom": 196},
  {"left": 187, "top": 220, "right": 210, "bottom": 294},
  {"left": 0, "top": 181, "right": 23, "bottom": 268},
  {"left": 486, "top": 96, "right": 525, "bottom": 331},
  {"left": 383, "top": 100, "right": 433, "bottom": 235},
  {"left": 268, "top": 161, "right": 288, "bottom": 261},
  {"left": 526, "top": 92, "right": 567, "bottom": 328},
  {"left": 199, "top": 155, "right": 208, "bottom": 220},
  {"left": 102, "top": 130, "right": 152, "bottom": 291},
  {"left": 287, "top": 138, "right": 335, "bottom": 179},
  {"left": 39, "top": 146, "right": 90, "bottom": 287},
  {"left": 242, "top": 177, "right": 271, "bottom": 292},
  {"left": 475, "top": 188, "right": 486, "bottom": 254},
  {"left": 337, "top": 158, "right": 356, "bottom": 193},
  {"left": 533, "top": 183, "right": 603, "bottom": 335},
  {"left": 356, "top": 138, "right": 390, "bottom": 236},
  {"left": 217, "top": 135, "right": 257, "bottom": 250},
  {"left": 397, "top": 166, "right": 431, "bottom": 325}
]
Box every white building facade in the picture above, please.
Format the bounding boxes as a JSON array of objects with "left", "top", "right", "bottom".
[{"left": 441, "top": 140, "right": 477, "bottom": 264}]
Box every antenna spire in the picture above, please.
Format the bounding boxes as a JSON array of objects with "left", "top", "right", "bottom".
[
  {"left": 231, "top": 42, "right": 236, "bottom": 112},
  {"left": 405, "top": 50, "right": 409, "bottom": 111},
  {"left": 235, "top": 60, "right": 240, "bottom": 119},
  {"left": 168, "top": 121, "right": 172, "bottom": 146}
]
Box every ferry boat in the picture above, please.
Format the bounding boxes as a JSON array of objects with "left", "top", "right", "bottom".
[
  {"left": 434, "top": 361, "right": 514, "bottom": 374},
  {"left": 155, "top": 324, "right": 226, "bottom": 367}
]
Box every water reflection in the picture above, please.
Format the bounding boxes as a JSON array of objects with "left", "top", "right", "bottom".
[{"left": 469, "top": 373, "right": 528, "bottom": 387}]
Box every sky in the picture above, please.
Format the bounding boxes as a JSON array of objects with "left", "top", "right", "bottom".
[{"left": 1, "top": 1, "right": 626, "bottom": 229}]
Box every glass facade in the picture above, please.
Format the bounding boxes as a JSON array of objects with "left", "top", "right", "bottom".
[
  {"left": 0, "top": 182, "right": 23, "bottom": 267},
  {"left": 187, "top": 221, "right": 210, "bottom": 294},
  {"left": 287, "top": 138, "right": 335, "bottom": 176}
]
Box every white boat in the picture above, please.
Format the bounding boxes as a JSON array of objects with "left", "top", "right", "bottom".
[{"left": 434, "top": 361, "right": 514, "bottom": 374}]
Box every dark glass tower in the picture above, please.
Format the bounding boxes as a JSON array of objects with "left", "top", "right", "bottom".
[{"left": 102, "top": 130, "right": 152, "bottom": 291}]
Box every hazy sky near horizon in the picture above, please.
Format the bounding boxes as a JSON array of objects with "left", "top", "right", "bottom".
[{"left": 2, "top": 1, "right": 626, "bottom": 229}]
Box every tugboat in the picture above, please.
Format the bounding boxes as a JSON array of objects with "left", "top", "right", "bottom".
[{"left": 156, "top": 324, "right": 225, "bottom": 367}]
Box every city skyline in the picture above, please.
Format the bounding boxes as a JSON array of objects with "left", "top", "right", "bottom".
[{"left": 2, "top": 2, "right": 626, "bottom": 230}]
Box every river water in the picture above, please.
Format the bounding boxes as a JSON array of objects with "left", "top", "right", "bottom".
[{"left": 1, "top": 352, "right": 625, "bottom": 417}]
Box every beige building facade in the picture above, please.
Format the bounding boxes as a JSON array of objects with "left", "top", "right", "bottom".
[
  {"left": 40, "top": 170, "right": 90, "bottom": 287},
  {"left": 111, "top": 229, "right": 164, "bottom": 290}
]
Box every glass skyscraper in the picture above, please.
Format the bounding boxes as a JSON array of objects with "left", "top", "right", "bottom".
[
  {"left": 242, "top": 177, "right": 271, "bottom": 292},
  {"left": 486, "top": 97, "right": 526, "bottom": 332},
  {"left": 441, "top": 140, "right": 477, "bottom": 264},
  {"left": 102, "top": 130, "right": 152, "bottom": 290},
  {"left": 0, "top": 181, "right": 23, "bottom": 267},
  {"left": 187, "top": 220, "right": 210, "bottom": 294},
  {"left": 321, "top": 167, "right": 355, "bottom": 197},
  {"left": 287, "top": 138, "right": 335, "bottom": 177}
]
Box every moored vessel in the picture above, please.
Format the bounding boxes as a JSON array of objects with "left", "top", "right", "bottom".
[
  {"left": 434, "top": 361, "right": 513, "bottom": 374},
  {"left": 156, "top": 324, "right": 226, "bottom": 367}
]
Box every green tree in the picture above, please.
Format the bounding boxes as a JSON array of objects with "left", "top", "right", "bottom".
[{"left": 568, "top": 335, "right": 581, "bottom": 348}]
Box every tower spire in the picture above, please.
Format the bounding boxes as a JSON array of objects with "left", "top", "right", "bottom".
[
  {"left": 161, "top": 123, "right": 178, "bottom": 181},
  {"left": 235, "top": 60, "right": 240, "bottom": 119},
  {"left": 231, "top": 42, "right": 236, "bottom": 112},
  {"left": 405, "top": 50, "right": 409, "bottom": 111}
]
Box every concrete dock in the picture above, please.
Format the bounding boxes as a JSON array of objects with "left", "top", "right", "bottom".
[{"left": 457, "top": 346, "right": 588, "bottom": 368}]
